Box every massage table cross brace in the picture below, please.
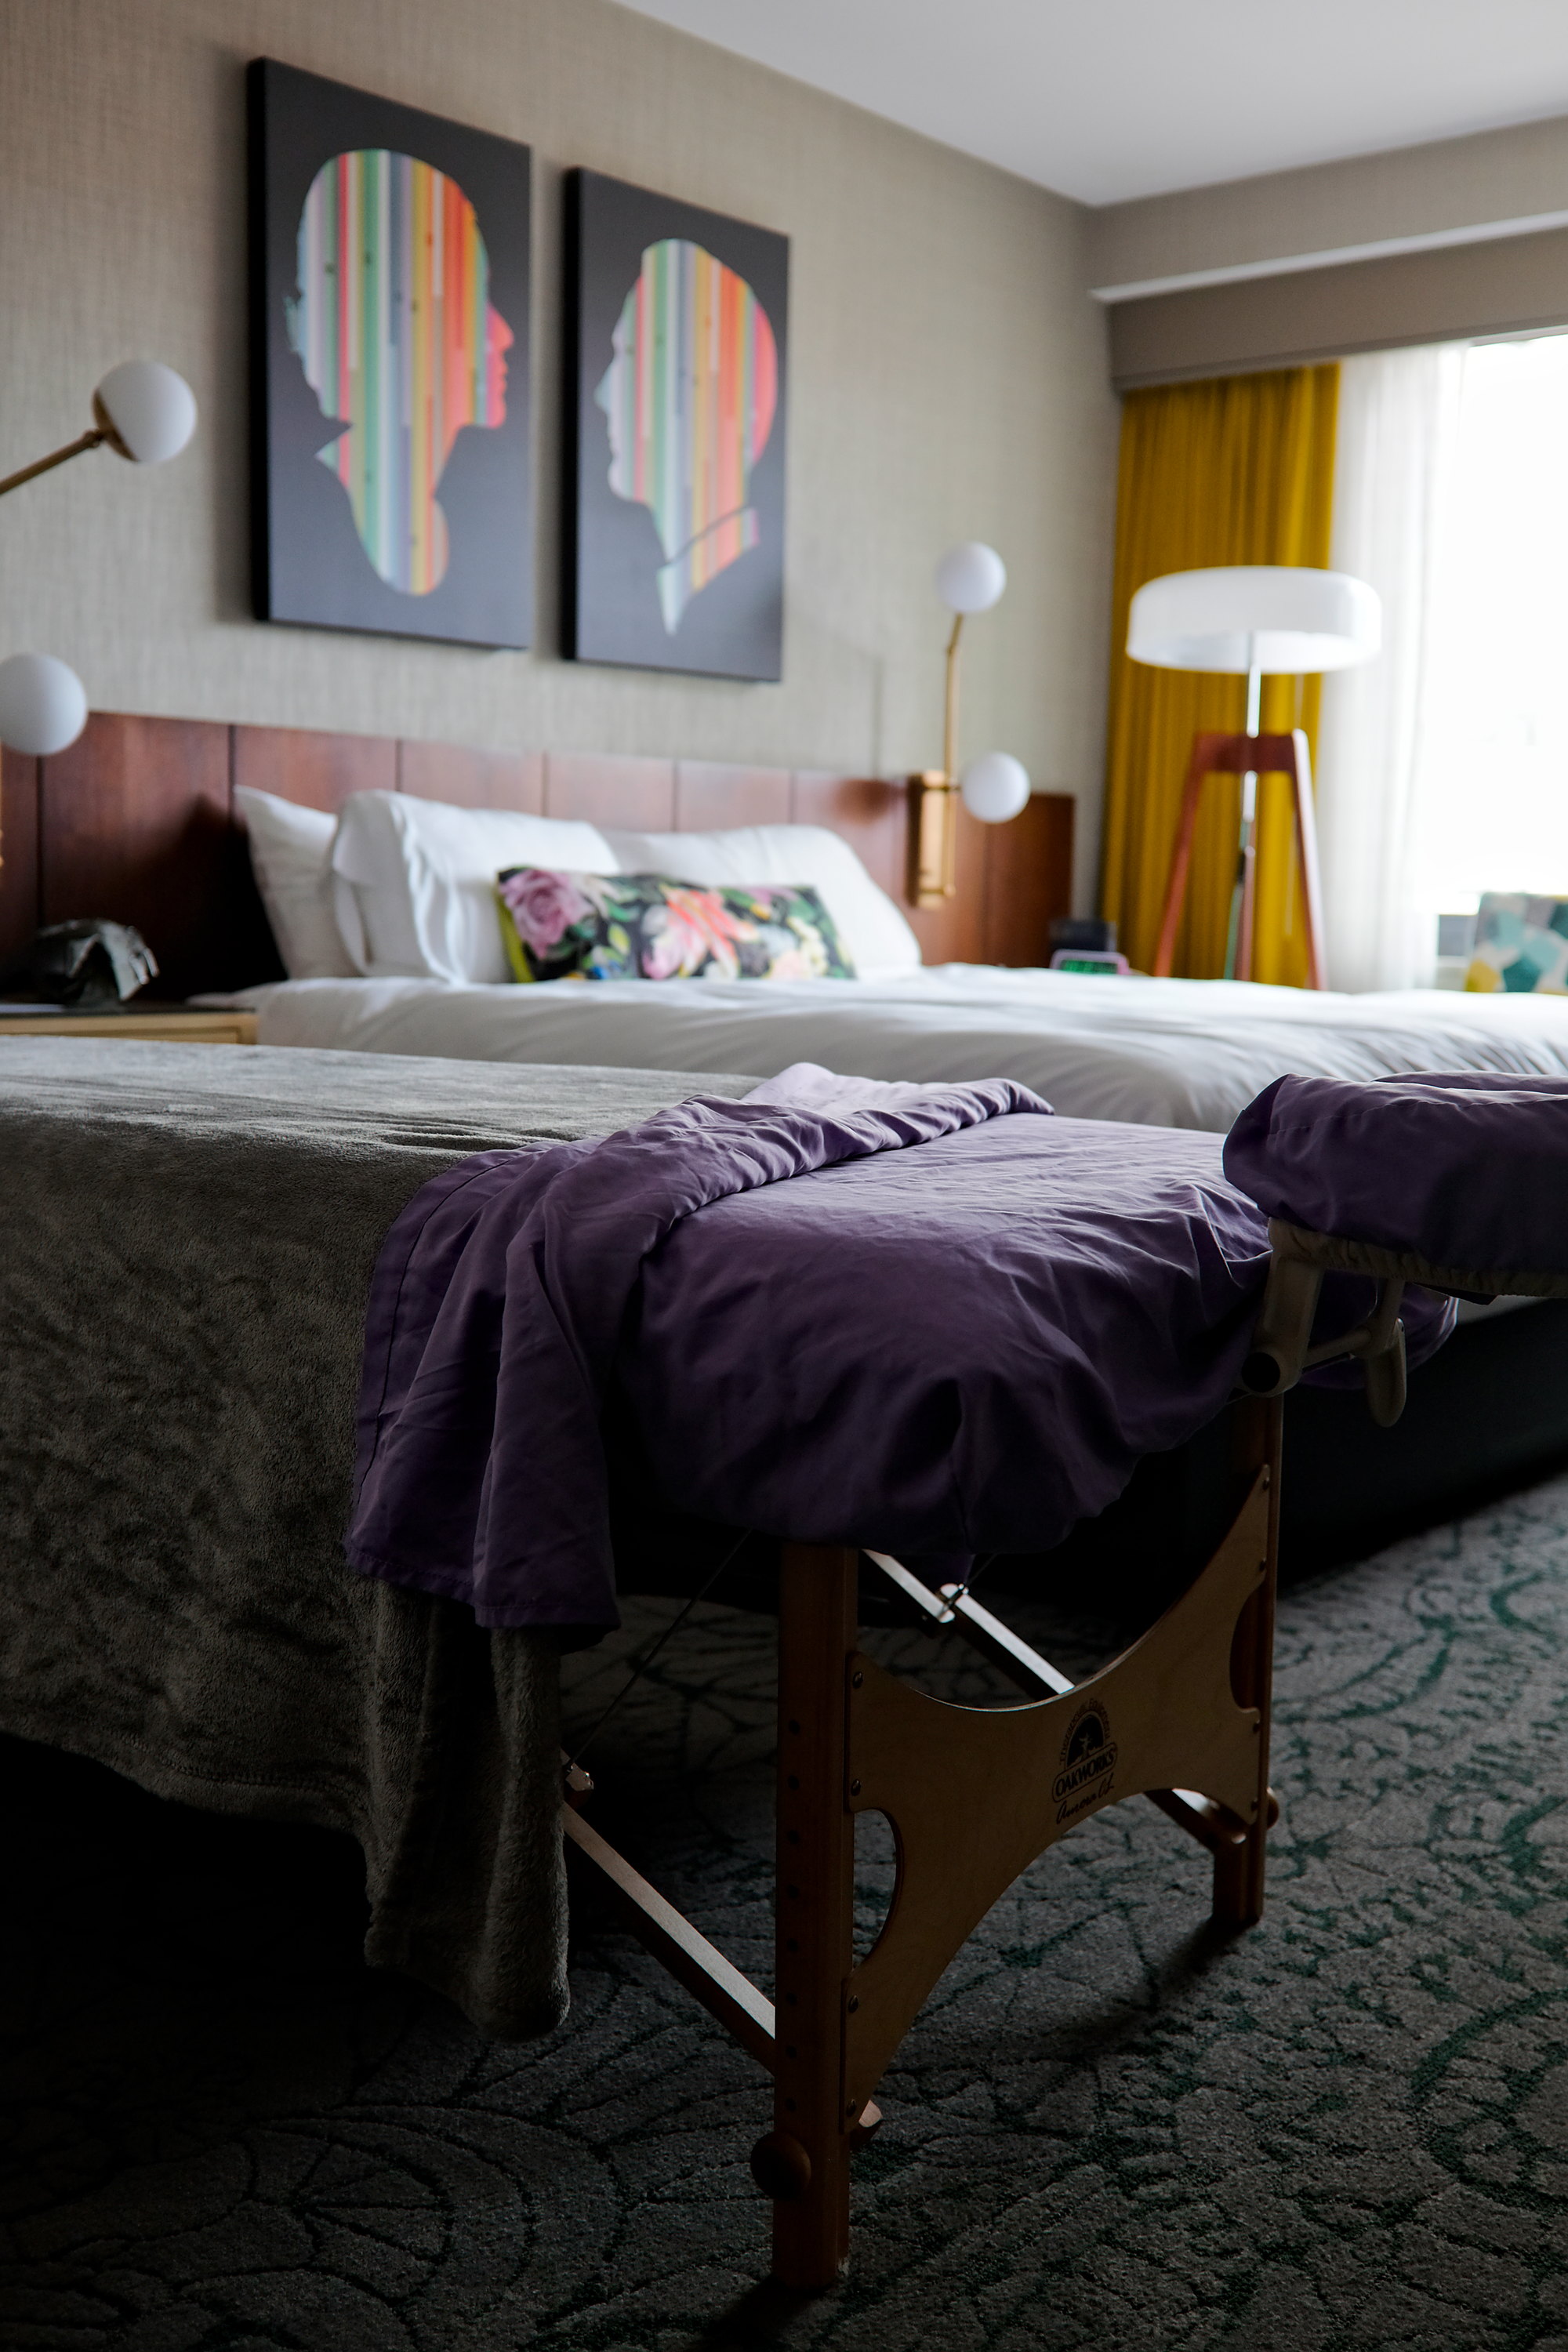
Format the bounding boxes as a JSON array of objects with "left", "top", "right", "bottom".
[{"left": 564, "top": 1396, "right": 1282, "bottom": 2288}]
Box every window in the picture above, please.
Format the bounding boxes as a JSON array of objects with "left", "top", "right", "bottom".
[{"left": 1413, "top": 330, "right": 1568, "bottom": 924}]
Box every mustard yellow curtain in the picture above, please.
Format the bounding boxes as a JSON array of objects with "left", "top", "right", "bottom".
[{"left": 1100, "top": 365, "right": 1340, "bottom": 984}]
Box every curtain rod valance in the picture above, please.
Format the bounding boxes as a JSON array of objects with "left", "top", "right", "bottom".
[{"left": 1110, "top": 225, "right": 1568, "bottom": 390}]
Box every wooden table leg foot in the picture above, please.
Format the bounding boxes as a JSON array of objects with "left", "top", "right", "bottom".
[{"left": 1210, "top": 1827, "right": 1267, "bottom": 1929}]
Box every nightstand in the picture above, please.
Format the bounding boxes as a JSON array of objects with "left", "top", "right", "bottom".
[{"left": 0, "top": 1006, "right": 258, "bottom": 1044}]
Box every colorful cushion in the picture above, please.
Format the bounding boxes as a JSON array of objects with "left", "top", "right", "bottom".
[
  {"left": 1466, "top": 892, "right": 1568, "bottom": 994},
  {"left": 495, "top": 868, "right": 856, "bottom": 984},
  {"left": 599, "top": 823, "right": 922, "bottom": 978}
]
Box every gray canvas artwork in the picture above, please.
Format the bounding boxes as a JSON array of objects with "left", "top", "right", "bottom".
[
  {"left": 249, "top": 59, "right": 532, "bottom": 649},
  {"left": 564, "top": 169, "right": 789, "bottom": 681}
]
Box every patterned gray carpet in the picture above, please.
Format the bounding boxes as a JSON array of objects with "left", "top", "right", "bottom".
[{"left": 9, "top": 1473, "right": 1568, "bottom": 2350}]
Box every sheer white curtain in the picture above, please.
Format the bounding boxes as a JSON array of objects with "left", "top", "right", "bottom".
[
  {"left": 1409, "top": 332, "right": 1568, "bottom": 922},
  {"left": 1315, "top": 343, "right": 1465, "bottom": 991}
]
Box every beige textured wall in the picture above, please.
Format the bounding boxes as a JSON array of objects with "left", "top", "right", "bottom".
[
  {"left": 1087, "top": 114, "right": 1568, "bottom": 292},
  {"left": 0, "top": 0, "right": 1118, "bottom": 903}
]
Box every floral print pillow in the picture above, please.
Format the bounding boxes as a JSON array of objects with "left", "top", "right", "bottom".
[{"left": 495, "top": 867, "right": 856, "bottom": 984}]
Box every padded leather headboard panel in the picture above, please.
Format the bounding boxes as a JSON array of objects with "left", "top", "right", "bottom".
[{"left": 0, "top": 717, "right": 1072, "bottom": 994}]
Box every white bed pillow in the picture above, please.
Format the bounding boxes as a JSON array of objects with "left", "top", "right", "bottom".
[
  {"left": 234, "top": 785, "right": 358, "bottom": 979},
  {"left": 330, "top": 791, "right": 620, "bottom": 983},
  {"left": 601, "top": 824, "right": 921, "bottom": 978}
]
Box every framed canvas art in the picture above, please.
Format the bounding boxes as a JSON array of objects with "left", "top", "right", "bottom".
[
  {"left": 564, "top": 169, "right": 788, "bottom": 681},
  {"left": 248, "top": 59, "right": 532, "bottom": 648}
]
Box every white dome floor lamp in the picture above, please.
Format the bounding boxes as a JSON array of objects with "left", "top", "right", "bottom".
[
  {"left": 0, "top": 361, "right": 198, "bottom": 758},
  {"left": 1127, "top": 566, "right": 1380, "bottom": 987},
  {"left": 908, "top": 543, "right": 1031, "bottom": 906}
]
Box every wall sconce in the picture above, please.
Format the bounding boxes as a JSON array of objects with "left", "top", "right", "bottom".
[
  {"left": 0, "top": 655, "right": 88, "bottom": 759},
  {"left": 908, "top": 542, "right": 1030, "bottom": 905},
  {"left": 0, "top": 361, "right": 198, "bottom": 756}
]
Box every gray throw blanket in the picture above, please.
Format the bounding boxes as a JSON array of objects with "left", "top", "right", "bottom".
[{"left": 0, "top": 1040, "right": 754, "bottom": 2038}]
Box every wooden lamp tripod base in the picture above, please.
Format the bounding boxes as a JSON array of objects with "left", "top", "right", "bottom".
[{"left": 1152, "top": 728, "right": 1327, "bottom": 989}]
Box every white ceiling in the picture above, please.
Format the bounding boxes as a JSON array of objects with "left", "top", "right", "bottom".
[{"left": 614, "top": 0, "right": 1568, "bottom": 206}]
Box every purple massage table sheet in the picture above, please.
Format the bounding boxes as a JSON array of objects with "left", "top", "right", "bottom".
[
  {"left": 1225, "top": 1071, "right": 1568, "bottom": 1276},
  {"left": 347, "top": 1078, "right": 1450, "bottom": 1635}
]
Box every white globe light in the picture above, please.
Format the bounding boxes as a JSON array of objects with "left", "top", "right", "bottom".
[
  {"left": 935, "top": 541, "right": 1007, "bottom": 615},
  {"left": 961, "top": 751, "right": 1030, "bottom": 824},
  {"left": 93, "top": 360, "right": 198, "bottom": 466},
  {"left": 0, "top": 653, "right": 87, "bottom": 756}
]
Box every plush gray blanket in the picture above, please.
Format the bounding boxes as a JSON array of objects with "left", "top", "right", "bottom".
[{"left": 0, "top": 1040, "right": 755, "bottom": 2038}]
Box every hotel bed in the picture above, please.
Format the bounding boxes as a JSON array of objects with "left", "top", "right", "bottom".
[
  {"left": 224, "top": 962, "right": 1568, "bottom": 1133},
  {"left": 187, "top": 748, "right": 1568, "bottom": 1136},
  {"left": 0, "top": 1042, "right": 765, "bottom": 2038},
  {"left": 18, "top": 709, "right": 1568, "bottom": 1138}
]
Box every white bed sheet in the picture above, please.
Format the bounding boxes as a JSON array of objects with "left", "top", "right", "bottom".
[{"left": 219, "top": 964, "right": 1568, "bottom": 1134}]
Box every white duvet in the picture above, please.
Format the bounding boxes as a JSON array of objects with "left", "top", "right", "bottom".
[{"left": 223, "top": 964, "right": 1568, "bottom": 1133}]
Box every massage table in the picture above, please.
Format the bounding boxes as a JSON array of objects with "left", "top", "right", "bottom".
[
  {"left": 340, "top": 1058, "right": 1461, "bottom": 2287},
  {"left": 1, "top": 1043, "right": 1494, "bottom": 2291}
]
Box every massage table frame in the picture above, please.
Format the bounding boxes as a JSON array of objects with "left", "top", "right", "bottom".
[
  {"left": 564, "top": 1395, "right": 1282, "bottom": 2288},
  {"left": 1241, "top": 1217, "right": 1568, "bottom": 1419}
]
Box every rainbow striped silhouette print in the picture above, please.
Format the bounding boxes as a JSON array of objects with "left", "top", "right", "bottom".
[
  {"left": 286, "top": 148, "right": 514, "bottom": 595},
  {"left": 594, "top": 238, "right": 778, "bottom": 634}
]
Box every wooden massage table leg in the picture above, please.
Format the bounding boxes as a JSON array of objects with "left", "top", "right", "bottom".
[
  {"left": 564, "top": 1399, "right": 1283, "bottom": 2292},
  {"left": 1209, "top": 1395, "right": 1279, "bottom": 1925},
  {"left": 758, "top": 1542, "right": 862, "bottom": 2286}
]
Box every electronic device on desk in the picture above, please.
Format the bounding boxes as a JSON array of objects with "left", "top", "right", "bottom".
[
  {"left": 1051, "top": 949, "right": 1131, "bottom": 975},
  {"left": 0, "top": 920, "right": 158, "bottom": 1007},
  {"left": 1048, "top": 915, "right": 1130, "bottom": 976}
]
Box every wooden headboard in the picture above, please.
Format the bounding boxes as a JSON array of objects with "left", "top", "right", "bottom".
[{"left": 0, "top": 714, "right": 1073, "bottom": 997}]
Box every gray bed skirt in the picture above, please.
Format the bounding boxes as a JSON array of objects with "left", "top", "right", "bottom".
[{"left": 0, "top": 1040, "right": 753, "bottom": 2038}]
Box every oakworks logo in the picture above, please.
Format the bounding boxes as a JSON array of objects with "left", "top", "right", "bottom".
[{"left": 1054, "top": 1700, "right": 1117, "bottom": 1824}]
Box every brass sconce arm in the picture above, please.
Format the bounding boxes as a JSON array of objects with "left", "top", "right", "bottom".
[
  {"left": 908, "top": 612, "right": 966, "bottom": 906},
  {"left": 0, "top": 423, "right": 112, "bottom": 503},
  {"left": 942, "top": 610, "right": 964, "bottom": 786},
  {"left": 0, "top": 365, "right": 196, "bottom": 505}
]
